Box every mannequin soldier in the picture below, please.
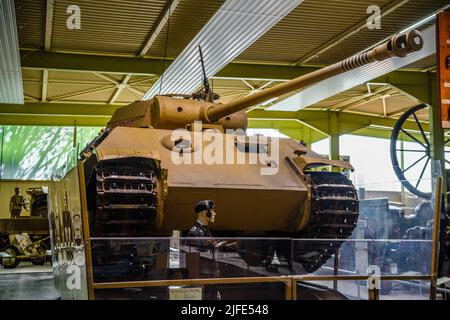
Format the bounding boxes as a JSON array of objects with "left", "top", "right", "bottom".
[{"left": 9, "top": 188, "right": 24, "bottom": 219}]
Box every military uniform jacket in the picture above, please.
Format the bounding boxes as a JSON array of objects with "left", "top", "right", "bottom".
[
  {"left": 10, "top": 194, "right": 23, "bottom": 212},
  {"left": 186, "top": 221, "right": 214, "bottom": 251},
  {"left": 187, "top": 220, "right": 212, "bottom": 237}
]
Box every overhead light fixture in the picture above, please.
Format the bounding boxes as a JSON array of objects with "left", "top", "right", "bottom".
[
  {"left": 0, "top": 0, "right": 23, "bottom": 104},
  {"left": 267, "top": 24, "right": 435, "bottom": 111},
  {"left": 142, "top": 0, "right": 302, "bottom": 100}
]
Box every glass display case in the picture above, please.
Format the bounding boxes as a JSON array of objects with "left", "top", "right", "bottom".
[{"left": 44, "top": 168, "right": 442, "bottom": 300}]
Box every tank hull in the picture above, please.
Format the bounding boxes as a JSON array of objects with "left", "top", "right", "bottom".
[{"left": 90, "top": 126, "right": 311, "bottom": 234}]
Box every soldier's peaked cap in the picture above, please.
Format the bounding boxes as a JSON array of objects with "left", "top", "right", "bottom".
[{"left": 194, "top": 200, "right": 215, "bottom": 214}]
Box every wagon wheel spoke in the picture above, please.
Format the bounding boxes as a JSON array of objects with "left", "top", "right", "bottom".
[
  {"left": 403, "top": 154, "right": 427, "bottom": 174},
  {"left": 396, "top": 149, "right": 427, "bottom": 153},
  {"left": 399, "top": 128, "right": 427, "bottom": 150},
  {"left": 412, "top": 112, "right": 430, "bottom": 147},
  {"left": 415, "top": 157, "right": 430, "bottom": 189}
]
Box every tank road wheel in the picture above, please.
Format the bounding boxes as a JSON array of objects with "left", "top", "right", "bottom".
[
  {"left": 389, "top": 104, "right": 450, "bottom": 199},
  {"left": 1, "top": 245, "right": 21, "bottom": 269},
  {"left": 92, "top": 158, "right": 161, "bottom": 237},
  {"left": 294, "top": 172, "right": 359, "bottom": 273}
]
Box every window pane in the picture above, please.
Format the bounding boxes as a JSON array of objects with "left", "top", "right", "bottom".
[{"left": 0, "top": 126, "right": 102, "bottom": 180}]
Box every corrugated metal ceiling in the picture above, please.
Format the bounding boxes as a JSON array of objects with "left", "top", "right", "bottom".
[
  {"left": 51, "top": 0, "right": 168, "bottom": 54},
  {"left": 14, "top": 0, "right": 446, "bottom": 65},
  {"left": 237, "top": 0, "right": 391, "bottom": 63},
  {"left": 304, "top": 0, "right": 448, "bottom": 65},
  {"left": 145, "top": 0, "right": 224, "bottom": 57},
  {"left": 13, "top": 0, "right": 444, "bottom": 119},
  {"left": 15, "top": 0, "right": 45, "bottom": 49}
]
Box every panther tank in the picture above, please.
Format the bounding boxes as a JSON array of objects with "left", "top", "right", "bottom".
[{"left": 79, "top": 30, "right": 423, "bottom": 272}]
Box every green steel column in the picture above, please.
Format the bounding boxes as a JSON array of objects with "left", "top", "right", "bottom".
[
  {"left": 73, "top": 123, "right": 77, "bottom": 148},
  {"left": 329, "top": 112, "right": 340, "bottom": 171},
  {"left": 428, "top": 72, "right": 447, "bottom": 194},
  {"left": 302, "top": 125, "right": 312, "bottom": 147}
]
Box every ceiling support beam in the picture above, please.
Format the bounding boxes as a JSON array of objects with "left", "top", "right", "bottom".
[
  {"left": 387, "top": 104, "right": 420, "bottom": 117},
  {"left": 109, "top": 74, "right": 131, "bottom": 104},
  {"left": 127, "top": 85, "right": 145, "bottom": 96},
  {"left": 373, "top": 71, "right": 438, "bottom": 106},
  {"left": 41, "top": 69, "right": 48, "bottom": 102},
  {"left": 291, "top": 0, "right": 410, "bottom": 65},
  {"left": 336, "top": 88, "right": 398, "bottom": 112},
  {"left": 0, "top": 103, "right": 120, "bottom": 116},
  {"left": 247, "top": 109, "right": 430, "bottom": 136},
  {"left": 18, "top": 51, "right": 318, "bottom": 78},
  {"left": 20, "top": 50, "right": 167, "bottom": 76},
  {"left": 23, "top": 94, "right": 39, "bottom": 102},
  {"left": 129, "top": 76, "right": 158, "bottom": 86},
  {"left": 49, "top": 85, "right": 115, "bottom": 101},
  {"left": 20, "top": 50, "right": 433, "bottom": 83},
  {"left": 0, "top": 103, "right": 119, "bottom": 126},
  {"left": 19, "top": 51, "right": 435, "bottom": 106},
  {"left": 138, "top": 0, "right": 181, "bottom": 56},
  {"left": 0, "top": 114, "right": 109, "bottom": 127},
  {"left": 44, "top": 0, "right": 54, "bottom": 51},
  {"left": 41, "top": 0, "right": 54, "bottom": 103},
  {"left": 93, "top": 73, "right": 119, "bottom": 85},
  {"left": 329, "top": 85, "right": 392, "bottom": 111}
]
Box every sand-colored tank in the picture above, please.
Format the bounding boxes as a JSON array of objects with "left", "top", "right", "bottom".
[{"left": 79, "top": 30, "right": 423, "bottom": 272}]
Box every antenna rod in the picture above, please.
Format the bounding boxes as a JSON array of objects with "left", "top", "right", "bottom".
[{"left": 198, "top": 45, "right": 211, "bottom": 96}]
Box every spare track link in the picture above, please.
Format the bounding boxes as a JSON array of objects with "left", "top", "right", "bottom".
[
  {"left": 295, "top": 171, "right": 359, "bottom": 273},
  {"left": 94, "top": 163, "right": 159, "bottom": 236}
]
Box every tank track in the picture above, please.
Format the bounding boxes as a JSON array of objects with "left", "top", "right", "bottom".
[
  {"left": 294, "top": 171, "right": 359, "bottom": 273},
  {"left": 93, "top": 162, "right": 159, "bottom": 236}
]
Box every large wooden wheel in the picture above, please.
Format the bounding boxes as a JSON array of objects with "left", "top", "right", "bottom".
[{"left": 390, "top": 104, "right": 450, "bottom": 199}]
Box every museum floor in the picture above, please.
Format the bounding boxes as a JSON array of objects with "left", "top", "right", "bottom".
[{"left": 0, "top": 263, "right": 59, "bottom": 300}]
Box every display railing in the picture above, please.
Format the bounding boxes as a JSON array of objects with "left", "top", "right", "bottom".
[{"left": 84, "top": 236, "right": 436, "bottom": 300}]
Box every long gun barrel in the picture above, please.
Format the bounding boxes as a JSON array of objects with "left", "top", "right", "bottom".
[{"left": 206, "top": 29, "right": 423, "bottom": 122}]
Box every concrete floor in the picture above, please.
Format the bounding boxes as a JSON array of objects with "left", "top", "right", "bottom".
[{"left": 0, "top": 262, "right": 59, "bottom": 300}]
